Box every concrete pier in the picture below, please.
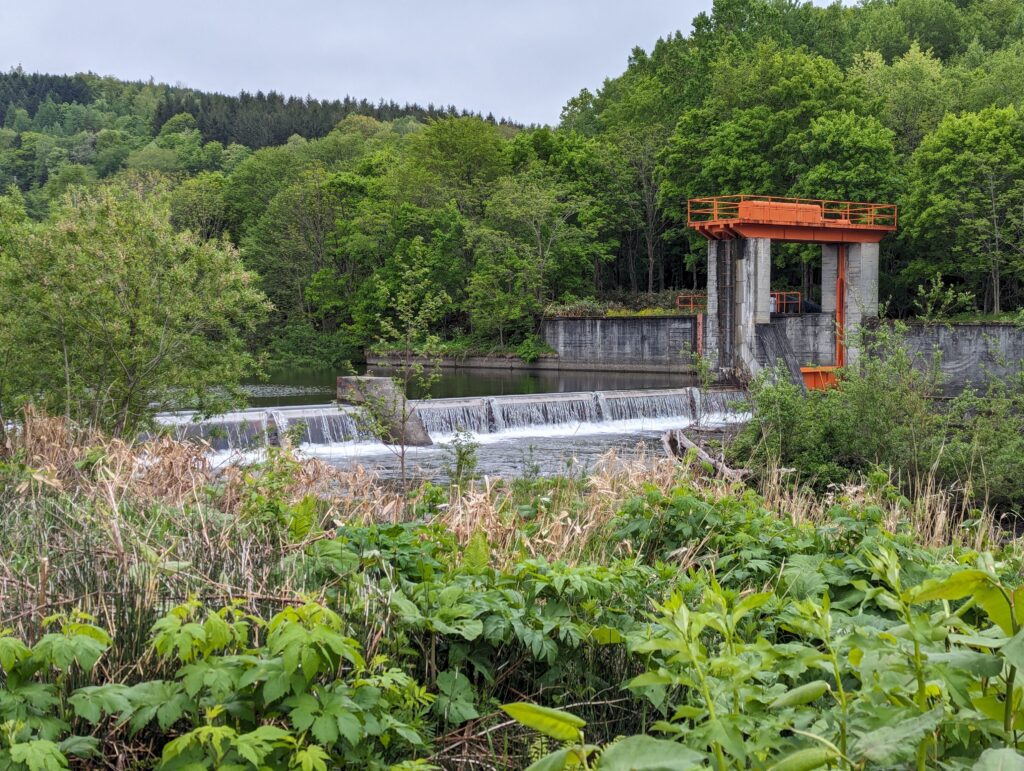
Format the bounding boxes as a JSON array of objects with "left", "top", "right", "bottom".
[{"left": 337, "top": 376, "right": 432, "bottom": 446}]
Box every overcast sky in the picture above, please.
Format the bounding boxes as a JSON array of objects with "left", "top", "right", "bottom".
[{"left": 1, "top": 1, "right": 717, "bottom": 125}]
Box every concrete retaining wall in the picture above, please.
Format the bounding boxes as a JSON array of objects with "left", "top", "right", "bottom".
[
  {"left": 899, "top": 322, "right": 1024, "bottom": 393},
  {"left": 773, "top": 315, "right": 835, "bottom": 367},
  {"left": 370, "top": 318, "right": 1023, "bottom": 387},
  {"left": 540, "top": 317, "right": 697, "bottom": 372}
]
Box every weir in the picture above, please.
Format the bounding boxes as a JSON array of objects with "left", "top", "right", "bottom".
[{"left": 156, "top": 387, "right": 746, "bottom": 452}]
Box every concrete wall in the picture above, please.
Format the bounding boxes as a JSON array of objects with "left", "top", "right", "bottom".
[
  {"left": 767, "top": 315, "right": 836, "bottom": 367},
  {"left": 540, "top": 317, "right": 697, "bottom": 372},
  {"left": 899, "top": 322, "right": 1024, "bottom": 393}
]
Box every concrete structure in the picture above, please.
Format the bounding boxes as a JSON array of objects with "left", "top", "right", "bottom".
[
  {"left": 540, "top": 317, "right": 697, "bottom": 371},
  {"left": 367, "top": 317, "right": 1024, "bottom": 396},
  {"left": 764, "top": 315, "right": 835, "bottom": 367},
  {"left": 899, "top": 322, "right": 1024, "bottom": 394},
  {"left": 336, "top": 376, "right": 432, "bottom": 446},
  {"left": 691, "top": 196, "right": 897, "bottom": 381}
]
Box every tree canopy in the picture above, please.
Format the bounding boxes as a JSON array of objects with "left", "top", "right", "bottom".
[{"left": 2, "top": 0, "right": 1024, "bottom": 376}]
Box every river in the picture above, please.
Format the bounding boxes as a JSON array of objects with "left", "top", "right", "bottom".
[{"left": 160, "top": 369, "right": 743, "bottom": 481}]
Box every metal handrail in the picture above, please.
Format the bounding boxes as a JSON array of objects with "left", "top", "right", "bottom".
[
  {"left": 687, "top": 195, "right": 897, "bottom": 229},
  {"left": 675, "top": 292, "right": 708, "bottom": 313},
  {"left": 771, "top": 291, "right": 802, "bottom": 314}
]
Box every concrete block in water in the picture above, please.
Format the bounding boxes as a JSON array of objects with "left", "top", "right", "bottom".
[{"left": 336, "top": 376, "right": 432, "bottom": 447}]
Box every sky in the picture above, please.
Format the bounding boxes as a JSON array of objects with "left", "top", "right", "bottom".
[{"left": 1, "top": 0, "right": 715, "bottom": 125}]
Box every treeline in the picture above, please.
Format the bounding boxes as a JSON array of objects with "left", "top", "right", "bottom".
[
  {"left": 0, "top": 67, "right": 498, "bottom": 217},
  {"left": 151, "top": 90, "right": 512, "bottom": 149},
  {"left": 2, "top": 0, "right": 1024, "bottom": 367}
]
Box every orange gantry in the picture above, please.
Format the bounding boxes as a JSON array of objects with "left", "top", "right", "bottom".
[{"left": 688, "top": 195, "right": 897, "bottom": 244}]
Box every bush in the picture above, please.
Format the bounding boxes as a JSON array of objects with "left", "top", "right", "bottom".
[{"left": 729, "top": 326, "right": 1024, "bottom": 513}]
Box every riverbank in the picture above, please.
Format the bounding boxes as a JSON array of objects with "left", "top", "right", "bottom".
[{"left": 1, "top": 411, "right": 1016, "bottom": 769}]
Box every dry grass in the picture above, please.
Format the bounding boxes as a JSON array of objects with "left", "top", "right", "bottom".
[{"left": 0, "top": 410, "right": 1001, "bottom": 666}]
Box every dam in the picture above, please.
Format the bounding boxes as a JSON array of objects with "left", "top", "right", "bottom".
[{"left": 156, "top": 387, "right": 747, "bottom": 479}]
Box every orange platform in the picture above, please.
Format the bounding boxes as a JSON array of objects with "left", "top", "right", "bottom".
[{"left": 689, "top": 195, "right": 897, "bottom": 244}]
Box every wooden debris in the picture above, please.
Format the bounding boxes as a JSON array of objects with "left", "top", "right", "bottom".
[{"left": 662, "top": 428, "right": 748, "bottom": 482}]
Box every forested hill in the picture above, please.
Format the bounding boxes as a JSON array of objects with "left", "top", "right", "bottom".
[
  {"left": 0, "top": 68, "right": 504, "bottom": 149},
  {"left": 2, "top": 0, "right": 1024, "bottom": 371}
]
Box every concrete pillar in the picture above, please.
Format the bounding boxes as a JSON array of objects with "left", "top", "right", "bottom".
[
  {"left": 747, "top": 238, "right": 772, "bottom": 324},
  {"left": 849, "top": 242, "right": 879, "bottom": 320},
  {"left": 733, "top": 238, "right": 771, "bottom": 375},
  {"left": 704, "top": 240, "right": 720, "bottom": 369},
  {"left": 821, "top": 245, "right": 838, "bottom": 314},
  {"left": 842, "top": 242, "right": 880, "bottom": 364}
]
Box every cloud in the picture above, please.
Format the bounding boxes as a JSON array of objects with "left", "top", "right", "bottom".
[{"left": 1, "top": 0, "right": 711, "bottom": 124}]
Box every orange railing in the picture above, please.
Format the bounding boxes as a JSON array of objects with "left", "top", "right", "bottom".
[
  {"left": 771, "top": 291, "right": 802, "bottom": 314},
  {"left": 688, "top": 195, "right": 898, "bottom": 229},
  {"left": 675, "top": 292, "right": 708, "bottom": 313}
]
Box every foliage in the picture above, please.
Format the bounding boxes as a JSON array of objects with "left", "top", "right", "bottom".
[
  {"left": 904, "top": 106, "right": 1024, "bottom": 314},
  {"left": 729, "top": 327, "right": 1024, "bottom": 512},
  {"left": 5, "top": 0, "right": 1024, "bottom": 361},
  {"left": 0, "top": 603, "right": 432, "bottom": 770},
  {"left": 4, "top": 415, "right": 1024, "bottom": 767},
  {"left": 0, "top": 180, "right": 268, "bottom": 435},
  {"left": 912, "top": 274, "right": 977, "bottom": 321}
]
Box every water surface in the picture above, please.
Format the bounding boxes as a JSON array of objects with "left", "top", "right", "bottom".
[{"left": 242, "top": 367, "right": 697, "bottom": 407}]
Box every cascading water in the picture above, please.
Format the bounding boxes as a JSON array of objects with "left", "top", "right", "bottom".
[
  {"left": 601, "top": 389, "right": 697, "bottom": 421},
  {"left": 155, "top": 387, "right": 746, "bottom": 453},
  {"left": 490, "top": 394, "right": 603, "bottom": 430},
  {"left": 415, "top": 399, "right": 491, "bottom": 435}
]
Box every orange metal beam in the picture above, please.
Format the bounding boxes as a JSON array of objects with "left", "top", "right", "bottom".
[{"left": 688, "top": 195, "right": 897, "bottom": 244}]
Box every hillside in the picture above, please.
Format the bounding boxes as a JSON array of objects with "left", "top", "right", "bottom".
[{"left": 1, "top": 0, "right": 1024, "bottom": 367}]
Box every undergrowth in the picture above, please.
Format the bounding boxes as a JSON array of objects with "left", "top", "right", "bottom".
[{"left": 1, "top": 411, "right": 1022, "bottom": 768}]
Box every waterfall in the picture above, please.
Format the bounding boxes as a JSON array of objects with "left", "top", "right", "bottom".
[
  {"left": 155, "top": 387, "right": 745, "bottom": 451},
  {"left": 162, "top": 410, "right": 271, "bottom": 451},
  {"left": 415, "top": 399, "right": 490, "bottom": 435},
  {"left": 601, "top": 389, "right": 696, "bottom": 421},
  {"left": 490, "top": 393, "right": 601, "bottom": 430},
  {"left": 277, "top": 405, "right": 368, "bottom": 445}
]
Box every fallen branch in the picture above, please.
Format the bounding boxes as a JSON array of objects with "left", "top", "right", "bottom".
[{"left": 662, "top": 429, "right": 747, "bottom": 482}]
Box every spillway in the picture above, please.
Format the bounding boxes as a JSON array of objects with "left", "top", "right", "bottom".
[{"left": 155, "top": 387, "right": 746, "bottom": 453}]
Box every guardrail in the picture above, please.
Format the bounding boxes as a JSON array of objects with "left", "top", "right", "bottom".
[{"left": 688, "top": 195, "right": 897, "bottom": 229}]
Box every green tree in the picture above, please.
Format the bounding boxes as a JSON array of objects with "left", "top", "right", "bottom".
[
  {"left": 905, "top": 106, "right": 1024, "bottom": 314},
  {"left": 408, "top": 117, "right": 508, "bottom": 217},
  {"left": 849, "top": 45, "right": 952, "bottom": 154},
  {"left": 466, "top": 228, "right": 540, "bottom": 345},
  {"left": 792, "top": 111, "right": 899, "bottom": 202},
  {"left": 170, "top": 171, "right": 228, "bottom": 240},
  {"left": 0, "top": 180, "right": 269, "bottom": 435},
  {"left": 483, "top": 169, "right": 604, "bottom": 304}
]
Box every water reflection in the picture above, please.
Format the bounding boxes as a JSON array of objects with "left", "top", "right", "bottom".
[{"left": 243, "top": 367, "right": 698, "bottom": 407}]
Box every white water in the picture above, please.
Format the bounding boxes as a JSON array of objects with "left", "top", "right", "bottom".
[{"left": 157, "top": 388, "right": 747, "bottom": 479}]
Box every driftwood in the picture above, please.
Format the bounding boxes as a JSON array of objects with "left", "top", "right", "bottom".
[{"left": 661, "top": 428, "right": 747, "bottom": 482}]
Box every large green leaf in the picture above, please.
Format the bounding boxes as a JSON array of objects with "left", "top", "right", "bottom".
[
  {"left": 767, "top": 747, "right": 837, "bottom": 771},
  {"left": 525, "top": 747, "right": 584, "bottom": 771},
  {"left": 927, "top": 650, "right": 1003, "bottom": 677},
  {"left": 9, "top": 740, "right": 67, "bottom": 771},
  {"left": 501, "top": 702, "right": 585, "bottom": 742},
  {"left": 1000, "top": 627, "right": 1024, "bottom": 671},
  {"left": 973, "top": 749, "right": 1024, "bottom": 770},
  {"left": 853, "top": 708, "right": 944, "bottom": 764},
  {"left": 911, "top": 570, "right": 990, "bottom": 603},
  {"left": 598, "top": 736, "right": 705, "bottom": 770}
]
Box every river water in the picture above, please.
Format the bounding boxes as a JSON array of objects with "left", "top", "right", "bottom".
[
  {"left": 242, "top": 367, "right": 696, "bottom": 406},
  {"left": 162, "top": 369, "right": 743, "bottom": 481}
]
